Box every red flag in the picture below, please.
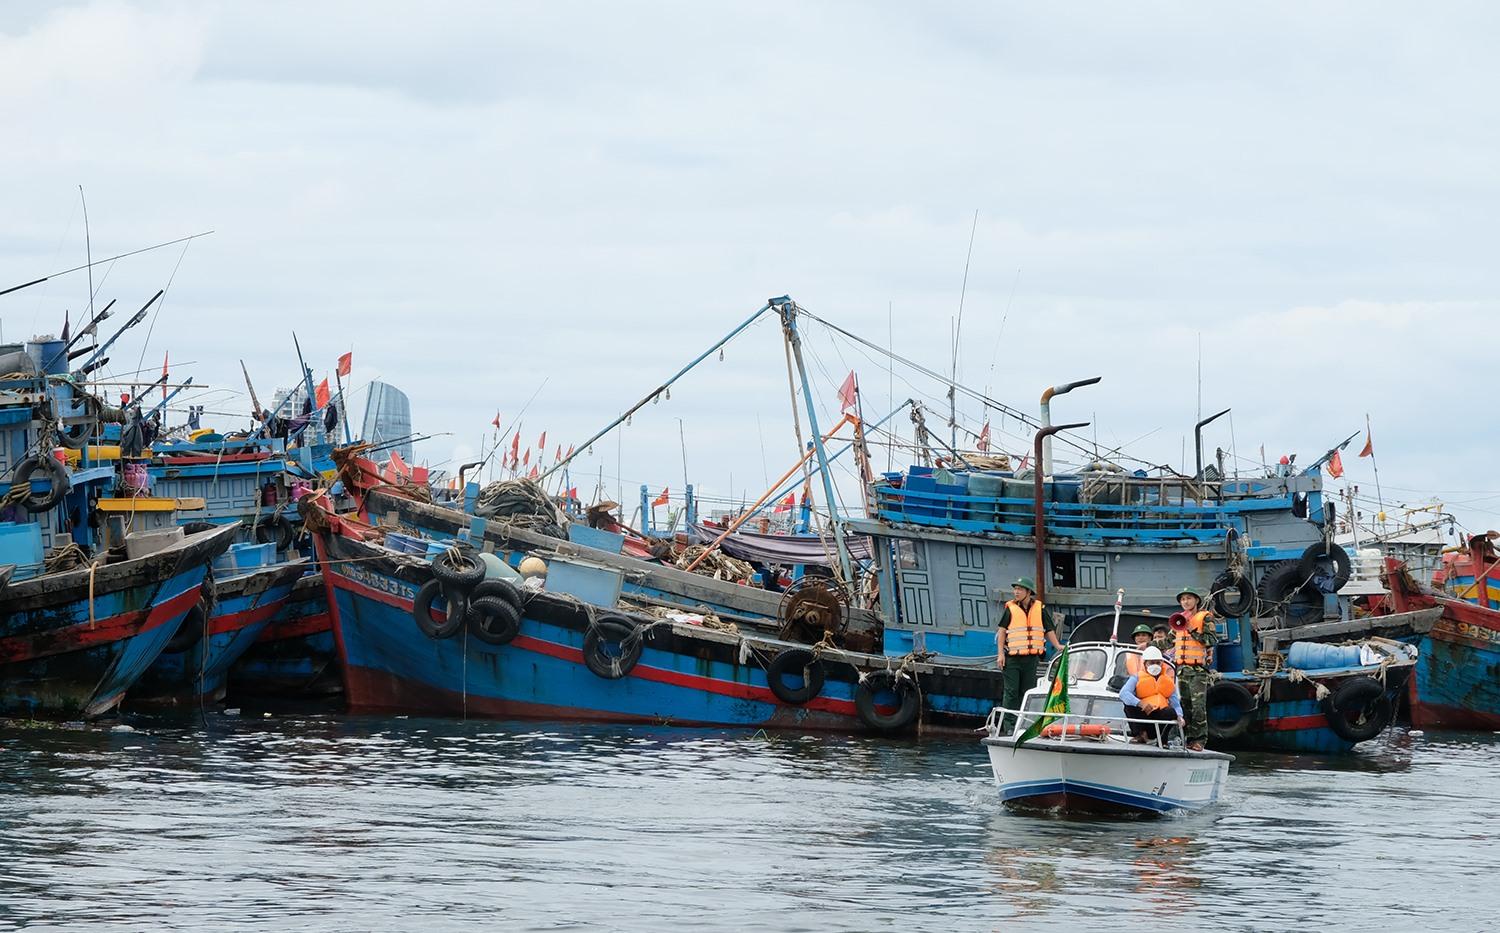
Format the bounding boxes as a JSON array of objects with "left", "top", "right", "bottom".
[
  {"left": 775, "top": 493, "right": 796, "bottom": 513},
  {"left": 522, "top": 448, "right": 530, "bottom": 466},
  {"left": 566, "top": 487, "right": 577, "bottom": 500},
  {"left": 510, "top": 431, "right": 521, "bottom": 460},
  {"left": 837, "top": 371, "right": 858, "bottom": 414},
  {"left": 1328, "top": 449, "right": 1345, "bottom": 479},
  {"left": 978, "top": 420, "right": 991, "bottom": 452},
  {"left": 337, "top": 352, "right": 353, "bottom": 377},
  {"left": 492, "top": 411, "right": 501, "bottom": 429},
  {"left": 652, "top": 487, "right": 669, "bottom": 507},
  {"left": 315, "top": 378, "right": 330, "bottom": 409},
  {"left": 1358, "top": 429, "right": 1373, "bottom": 458},
  {"left": 537, "top": 431, "right": 547, "bottom": 451},
  {"left": 528, "top": 465, "right": 539, "bottom": 479},
  {"left": 555, "top": 445, "right": 562, "bottom": 462},
  {"left": 1017, "top": 454, "right": 1029, "bottom": 471}
]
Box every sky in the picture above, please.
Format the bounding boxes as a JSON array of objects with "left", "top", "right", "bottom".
[{"left": 2, "top": 2, "right": 1497, "bottom": 537}]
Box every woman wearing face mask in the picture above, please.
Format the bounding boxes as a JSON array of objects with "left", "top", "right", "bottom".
[{"left": 1118, "top": 646, "right": 1185, "bottom": 745}]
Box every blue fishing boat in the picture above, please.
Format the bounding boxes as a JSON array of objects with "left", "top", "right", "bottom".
[
  {"left": 1, "top": 334, "right": 236, "bottom": 718},
  {"left": 310, "top": 496, "right": 1000, "bottom": 732},
  {"left": 229, "top": 573, "right": 342, "bottom": 700}
]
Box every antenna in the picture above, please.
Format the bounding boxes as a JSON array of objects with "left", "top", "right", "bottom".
[
  {"left": 79, "top": 185, "right": 93, "bottom": 324},
  {"left": 951, "top": 209, "right": 979, "bottom": 451}
]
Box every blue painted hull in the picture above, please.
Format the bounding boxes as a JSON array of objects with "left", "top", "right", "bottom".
[
  {"left": 1213, "top": 669, "right": 1410, "bottom": 754},
  {"left": 319, "top": 534, "right": 1001, "bottom": 733},
  {"left": 131, "top": 566, "right": 300, "bottom": 704},
  {"left": 229, "top": 573, "right": 342, "bottom": 700},
  {"left": 1000, "top": 779, "right": 1187, "bottom": 815},
  {"left": 0, "top": 527, "right": 237, "bottom": 718},
  {"left": 1407, "top": 620, "right": 1500, "bottom": 730}
]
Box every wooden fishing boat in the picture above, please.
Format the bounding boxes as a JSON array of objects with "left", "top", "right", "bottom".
[
  {"left": 0, "top": 523, "right": 237, "bottom": 718},
  {"left": 1382, "top": 554, "right": 1500, "bottom": 729},
  {"left": 229, "top": 572, "right": 342, "bottom": 700}
]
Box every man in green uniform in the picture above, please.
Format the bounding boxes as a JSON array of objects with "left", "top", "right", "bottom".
[
  {"left": 1172, "top": 586, "right": 1221, "bottom": 751},
  {"left": 996, "top": 577, "right": 1065, "bottom": 734}
]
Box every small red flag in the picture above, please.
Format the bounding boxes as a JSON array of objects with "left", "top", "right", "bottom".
[
  {"left": 837, "top": 371, "right": 858, "bottom": 414},
  {"left": 510, "top": 431, "right": 520, "bottom": 459},
  {"left": 775, "top": 493, "right": 796, "bottom": 513},
  {"left": 566, "top": 487, "right": 577, "bottom": 500},
  {"left": 492, "top": 411, "right": 501, "bottom": 429},
  {"left": 652, "top": 487, "right": 669, "bottom": 507},
  {"left": 1358, "top": 429, "right": 1373, "bottom": 458},
  {"left": 537, "top": 431, "right": 547, "bottom": 451},
  {"left": 337, "top": 352, "right": 352, "bottom": 377},
  {"left": 528, "top": 465, "right": 539, "bottom": 479},
  {"left": 315, "top": 378, "right": 330, "bottom": 409},
  {"left": 522, "top": 448, "right": 530, "bottom": 466},
  {"left": 978, "top": 420, "right": 991, "bottom": 452},
  {"left": 1328, "top": 449, "right": 1345, "bottom": 479},
  {"left": 555, "top": 445, "right": 562, "bottom": 462}
]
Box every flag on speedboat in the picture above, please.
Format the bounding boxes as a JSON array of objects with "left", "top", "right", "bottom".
[{"left": 1014, "top": 648, "right": 1070, "bottom": 749}]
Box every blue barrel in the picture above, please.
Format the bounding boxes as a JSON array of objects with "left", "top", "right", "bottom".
[
  {"left": 27, "top": 339, "right": 68, "bottom": 376},
  {"left": 1286, "top": 641, "right": 1363, "bottom": 671},
  {"left": 967, "top": 474, "right": 1003, "bottom": 525}
]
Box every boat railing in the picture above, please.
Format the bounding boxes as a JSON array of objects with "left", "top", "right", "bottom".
[
  {"left": 983, "top": 705, "right": 1179, "bottom": 749},
  {"left": 872, "top": 485, "right": 1242, "bottom": 541}
]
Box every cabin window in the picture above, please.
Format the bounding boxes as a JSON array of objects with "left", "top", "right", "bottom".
[
  {"left": 1048, "top": 551, "right": 1077, "bottom": 589},
  {"left": 895, "top": 539, "right": 924, "bottom": 570},
  {"left": 1047, "top": 648, "right": 1107, "bottom": 685}
]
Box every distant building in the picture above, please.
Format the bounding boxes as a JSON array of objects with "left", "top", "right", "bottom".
[{"left": 361, "top": 381, "right": 412, "bottom": 462}]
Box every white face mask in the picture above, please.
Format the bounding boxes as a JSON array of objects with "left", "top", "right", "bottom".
[{"left": 1146, "top": 664, "right": 1162, "bottom": 676}]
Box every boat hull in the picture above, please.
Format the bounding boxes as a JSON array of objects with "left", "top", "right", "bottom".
[
  {"left": 130, "top": 563, "right": 303, "bottom": 704},
  {"left": 985, "top": 738, "right": 1229, "bottom": 816},
  {"left": 229, "top": 573, "right": 342, "bottom": 700},
  {"left": 1407, "top": 612, "right": 1500, "bottom": 730},
  {"left": 0, "top": 526, "right": 237, "bottom": 719},
  {"left": 317, "top": 531, "right": 1001, "bottom": 733},
  {"left": 1213, "top": 665, "right": 1412, "bottom": 754}
]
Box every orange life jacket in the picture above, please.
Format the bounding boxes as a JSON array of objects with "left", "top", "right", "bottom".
[
  {"left": 1175, "top": 610, "right": 1211, "bottom": 667},
  {"left": 1135, "top": 666, "right": 1177, "bottom": 712},
  {"left": 1004, "top": 599, "right": 1046, "bottom": 655}
]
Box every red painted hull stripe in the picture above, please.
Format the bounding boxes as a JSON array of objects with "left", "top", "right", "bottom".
[
  {"left": 1257, "top": 714, "right": 1328, "bottom": 732},
  {"left": 0, "top": 585, "right": 201, "bottom": 664},
  {"left": 328, "top": 570, "right": 862, "bottom": 717},
  {"left": 258, "top": 612, "right": 332, "bottom": 642},
  {"left": 207, "top": 598, "right": 292, "bottom": 637}
]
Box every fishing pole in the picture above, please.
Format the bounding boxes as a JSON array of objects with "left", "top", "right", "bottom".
[
  {"left": 78, "top": 290, "right": 160, "bottom": 374},
  {"left": 0, "top": 231, "right": 214, "bottom": 298}
]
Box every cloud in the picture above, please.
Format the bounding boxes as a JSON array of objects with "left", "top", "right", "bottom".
[{"left": 1, "top": 1, "right": 1495, "bottom": 533}]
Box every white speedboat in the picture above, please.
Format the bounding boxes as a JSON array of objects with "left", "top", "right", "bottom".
[{"left": 982, "top": 641, "right": 1232, "bottom": 816}]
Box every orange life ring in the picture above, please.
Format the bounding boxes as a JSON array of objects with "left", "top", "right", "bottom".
[{"left": 1039, "top": 722, "right": 1112, "bottom": 739}]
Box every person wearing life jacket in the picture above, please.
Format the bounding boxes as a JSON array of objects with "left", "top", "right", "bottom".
[
  {"left": 1119, "top": 646, "right": 1184, "bottom": 743},
  {"left": 1172, "top": 586, "right": 1221, "bottom": 751},
  {"left": 996, "top": 576, "right": 1065, "bottom": 735},
  {"left": 1124, "top": 624, "right": 1154, "bottom": 676}
]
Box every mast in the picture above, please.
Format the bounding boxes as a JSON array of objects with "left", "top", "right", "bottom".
[{"left": 775, "top": 297, "right": 854, "bottom": 586}]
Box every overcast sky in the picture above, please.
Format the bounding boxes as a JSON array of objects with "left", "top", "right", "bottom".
[{"left": 2, "top": 2, "right": 1496, "bottom": 535}]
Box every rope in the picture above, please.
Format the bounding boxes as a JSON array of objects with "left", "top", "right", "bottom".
[{"left": 43, "top": 542, "right": 89, "bottom": 574}]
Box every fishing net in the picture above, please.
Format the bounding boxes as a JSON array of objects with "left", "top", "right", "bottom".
[{"left": 473, "top": 478, "right": 569, "bottom": 539}]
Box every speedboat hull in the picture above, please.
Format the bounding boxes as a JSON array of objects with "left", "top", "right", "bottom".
[{"left": 984, "top": 737, "right": 1230, "bottom": 816}]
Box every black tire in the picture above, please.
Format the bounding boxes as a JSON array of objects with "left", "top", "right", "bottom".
[
  {"left": 412, "top": 579, "right": 466, "bottom": 639},
  {"left": 1207, "top": 681, "right": 1257, "bottom": 740},
  {"left": 469, "top": 596, "right": 522, "bottom": 646},
  {"left": 431, "top": 549, "right": 485, "bottom": 591},
  {"left": 582, "top": 617, "right": 642, "bottom": 679},
  {"left": 1298, "top": 542, "right": 1352, "bottom": 593},
  {"left": 1322, "top": 676, "right": 1392, "bottom": 743},
  {"left": 472, "top": 578, "right": 524, "bottom": 613},
  {"left": 14, "top": 456, "right": 69, "bottom": 513},
  {"left": 58, "top": 422, "right": 93, "bottom": 450},
  {"left": 255, "top": 515, "right": 295, "bottom": 551},
  {"left": 766, "top": 648, "right": 826, "bottom": 705},
  {"left": 165, "top": 600, "right": 207, "bottom": 653},
  {"left": 855, "top": 670, "right": 920, "bottom": 732},
  {"left": 1255, "top": 560, "right": 1322, "bottom": 622},
  {"left": 1211, "top": 571, "right": 1255, "bottom": 618}
]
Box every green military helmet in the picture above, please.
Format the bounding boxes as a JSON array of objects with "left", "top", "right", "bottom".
[
  {"left": 1175, "top": 586, "right": 1205, "bottom": 604},
  {"left": 1131, "top": 623, "right": 1154, "bottom": 637},
  {"left": 1011, "top": 576, "right": 1037, "bottom": 594}
]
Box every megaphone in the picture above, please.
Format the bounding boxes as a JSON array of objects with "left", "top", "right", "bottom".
[{"left": 1169, "top": 611, "right": 1192, "bottom": 633}]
